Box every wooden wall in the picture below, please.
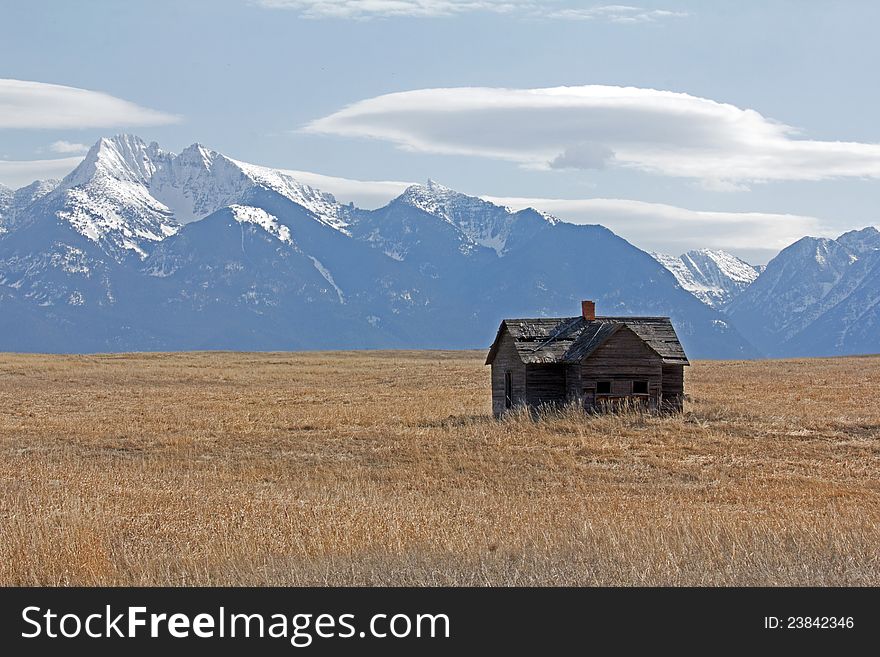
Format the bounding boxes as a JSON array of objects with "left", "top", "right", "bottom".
[
  {"left": 525, "top": 364, "right": 567, "bottom": 407},
  {"left": 574, "top": 327, "right": 664, "bottom": 409},
  {"left": 661, "top": 364, "right": 685, "bottom": 412},
  {"left": 490, "top": 331, "right": 527, "bottom": 416},
  {"left": 564, "top": 363, "right": 582, "bottom": 402}
]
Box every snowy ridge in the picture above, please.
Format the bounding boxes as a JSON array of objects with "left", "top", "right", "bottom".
[
  {"left": 725, "top": 231, "right": 880, "bottom": 355},
  {"left": 64, "top": 135, "right": 158, "bottom": 187},
  {"left": 729, "top": 236, "right": 854, "bottom": 328},
  {"left": 652, "top": 251, "right": 695, "bottom": 292},
  {"left": 1, "top": 179, "right": 59, "bottom": 233},
  {"left": 231, "top": 159, "right": 351, "bottom": 233},
  {"left": 14, "top": 178, "right": 58, "bottom": 205},
  {"left": 399, "top": 179, "right": 470, "bottom": 221},
  {"left": 683, "top": 249, "right": 759, "bottom": 285},
  {"left": 87, "top": 136, "right": 353, "bottom": 231},
  {"left": 147, "top": 143, "right": 255, "bottom": 222},
  {"left": 652, "top": 249, "right": 759, "bottom": 307},
  {"left": 5, "top": 135, "right": 555, "bottom": 264},
  {"left": 397, "top": 179, "right": 555, "bottom": 256},
  {"left": 23, "top": 135, "right": 355, "bottom": 261},
  {"left": 228, "top": 204, "right": 293, "bottom": 245}
]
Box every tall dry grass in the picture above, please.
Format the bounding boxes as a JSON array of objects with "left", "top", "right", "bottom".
[{"left": 0, "top": 351, "right": 878, "bottom": 585}]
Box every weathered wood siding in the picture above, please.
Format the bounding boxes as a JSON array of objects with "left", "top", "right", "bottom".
[
  {"left": 661, "top": 364, "right": 685, "bottom": 412},
  {"left": 564, "top": 364, "right": 582, "bottom": 402},
  {"left": 576, "top": 327, "right": 663, "bottom": 409},
  {"left": 525, "top": 364, "right": 567, "bottom": 407},
  {"left": 490, "top": 331, "right": 527, "bottom": 416}
]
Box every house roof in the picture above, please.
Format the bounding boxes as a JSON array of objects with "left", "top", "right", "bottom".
[{"left": 485, "top": 316, "right": 689, "bottom": 366}]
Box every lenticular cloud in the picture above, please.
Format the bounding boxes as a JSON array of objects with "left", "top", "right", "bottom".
[
  {"left": 305, "top": 85, "right": 880, "bottom": 185},
  {"left": 0, "top": 79, "right": 180, "bottom": 129}
]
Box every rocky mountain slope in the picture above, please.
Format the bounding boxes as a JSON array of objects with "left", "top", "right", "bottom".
[
  {"left": 726, "top": 227, "right": 880, "bottom": 356},
  {"left": 651, "top": 249, "right": 760, "bottom": 308}
]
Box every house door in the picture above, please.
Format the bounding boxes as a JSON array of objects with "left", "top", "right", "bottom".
[{"left": 504, "top": 371, "right": 512, "bottom": 409}]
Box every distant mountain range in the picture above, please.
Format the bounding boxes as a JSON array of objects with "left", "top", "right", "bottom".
[
  {"left": 0, "top": 134, "right": 877, "bottom": 358},
  {"left": 724, "top": 227, "right": 880, "bottom": 356}
]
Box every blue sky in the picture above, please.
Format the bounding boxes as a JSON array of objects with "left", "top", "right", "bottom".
[{"left": 2, "top": 0, "right": 879, "bottom": 262}]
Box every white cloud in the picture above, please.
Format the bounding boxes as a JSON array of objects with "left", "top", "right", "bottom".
[
  {"left": 0, "top": 156, "right": 83, "bottom": 188},
  {"left": 545, "top": 5, "right": 687, "bottom": 22},
  {"left": 49, "top": 140, "right": 90, "bottom": 154},
  {"left": 304, "top": 85, "right": 880, "bottom": 186},
  {"left": 0, "top": 79, "right": 180, "bottom": 129},
  {"left": 549, "top": 142, "right": 616, "bottom": 169},
  {"left": 256, "top": 0, "right": 517, "bottom": 18},
  {"left": 255, "top": 1, "right": 685, "bottom": 22}
]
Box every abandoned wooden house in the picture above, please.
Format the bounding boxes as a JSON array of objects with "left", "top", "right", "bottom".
[{"left": 485, "top": 300, "right": 689, "bottom": 415}]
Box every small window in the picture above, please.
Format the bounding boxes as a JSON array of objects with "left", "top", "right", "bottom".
[
  {"left": 504, "top": 371, "right": 512, "bottom": 409},
  {"left": 632, "top": 380, "right": 649, "bottom": 394},
  {"left": 596, "top": 381, "right": 611, "bottom": 394}
]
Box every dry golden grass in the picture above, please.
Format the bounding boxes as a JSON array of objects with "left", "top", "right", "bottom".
[{"left": 0, "top": 350, "right": 878, "bottom": 586}]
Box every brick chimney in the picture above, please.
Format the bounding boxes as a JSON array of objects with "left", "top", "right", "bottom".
[{"left": 581, "top": 300, "right": 595, "bottom": 320}]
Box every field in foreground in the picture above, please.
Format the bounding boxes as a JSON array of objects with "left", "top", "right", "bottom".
[{"left": 0, "top": 351, "right": 878, "bottom": 586}]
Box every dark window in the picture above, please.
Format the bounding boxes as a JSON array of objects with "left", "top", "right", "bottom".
[
  {"left": 632, "top": 380, "right": 649, "bottom": 394},
  {"left": 504, "top": 371, "right": 512, "bottom": 409},
  {"left": 596, "top": 381, "right": 611, "bottom": 394}
]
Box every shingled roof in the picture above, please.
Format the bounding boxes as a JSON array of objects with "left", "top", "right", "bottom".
[{"left": 485, "top": 316, "right": 689, "bottom": 366}]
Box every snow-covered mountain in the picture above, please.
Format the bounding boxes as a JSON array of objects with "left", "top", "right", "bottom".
[
  {"left": 726, "top": 227, "right": 880, "bottom": 356},
  {"left": 393, "top": 179, "right": 553, "bottom": 256},
  {"left": 0, "top": 132, "right": 826, "bottom": 358},
  {"left": 650, "top": 226, "right": 880, "bottom": 356},
  {"left": 0, "top": 179, "right": 58, "bottom": 233},
  {"left": 20, "top": 135, "right": 356, "bottom": 262},
  {"left": 651, "top": 249, "right": 760, "bottom": 308}
]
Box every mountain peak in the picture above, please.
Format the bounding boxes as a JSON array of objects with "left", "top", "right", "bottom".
[
  {"left": 840, "top": 225, "right": 879, "bottom": 237},
  {"left": 424, "top": 178, "right": 451, "bottom": 193},
  {"left": 783, "top": 235, "right": 856, "bottom": 268},
  {"left": 837, "top": 225, "right": 880, "bottom": 255},
  {"left": 392, "top": 180, "right": 553, "bottom": 256},
  {"left": 178, "top": 142, "right": 219, "bottom": 170},
  {"left": 41, "top": 134, "right": 353, "bottom": 238},
  {"left": 65, "top": 134, "right": 161, "bottom": 188},
  {"left": 36, "top": 134, "right": 179, "bottom": 260},
  {"left": 397, "top": 181, "right": 478, "bottom": 233},
  {"left": 652, "top": 249, "right": 758, "bottom": 308},
  {"left": 398, "top": 179, "right": 461, "bottom": 210},
  {"left": 680, "top": 249, "right": 760, "bottom": 284}
]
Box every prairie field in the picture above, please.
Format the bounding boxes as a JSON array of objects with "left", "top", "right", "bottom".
[{"left": 0, "top": 350, "right": 878, "bottom": 586}]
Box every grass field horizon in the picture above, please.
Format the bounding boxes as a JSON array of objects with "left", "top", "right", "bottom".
[{"left": 1, "top": 350, "right": 878, "bottom": 586}]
